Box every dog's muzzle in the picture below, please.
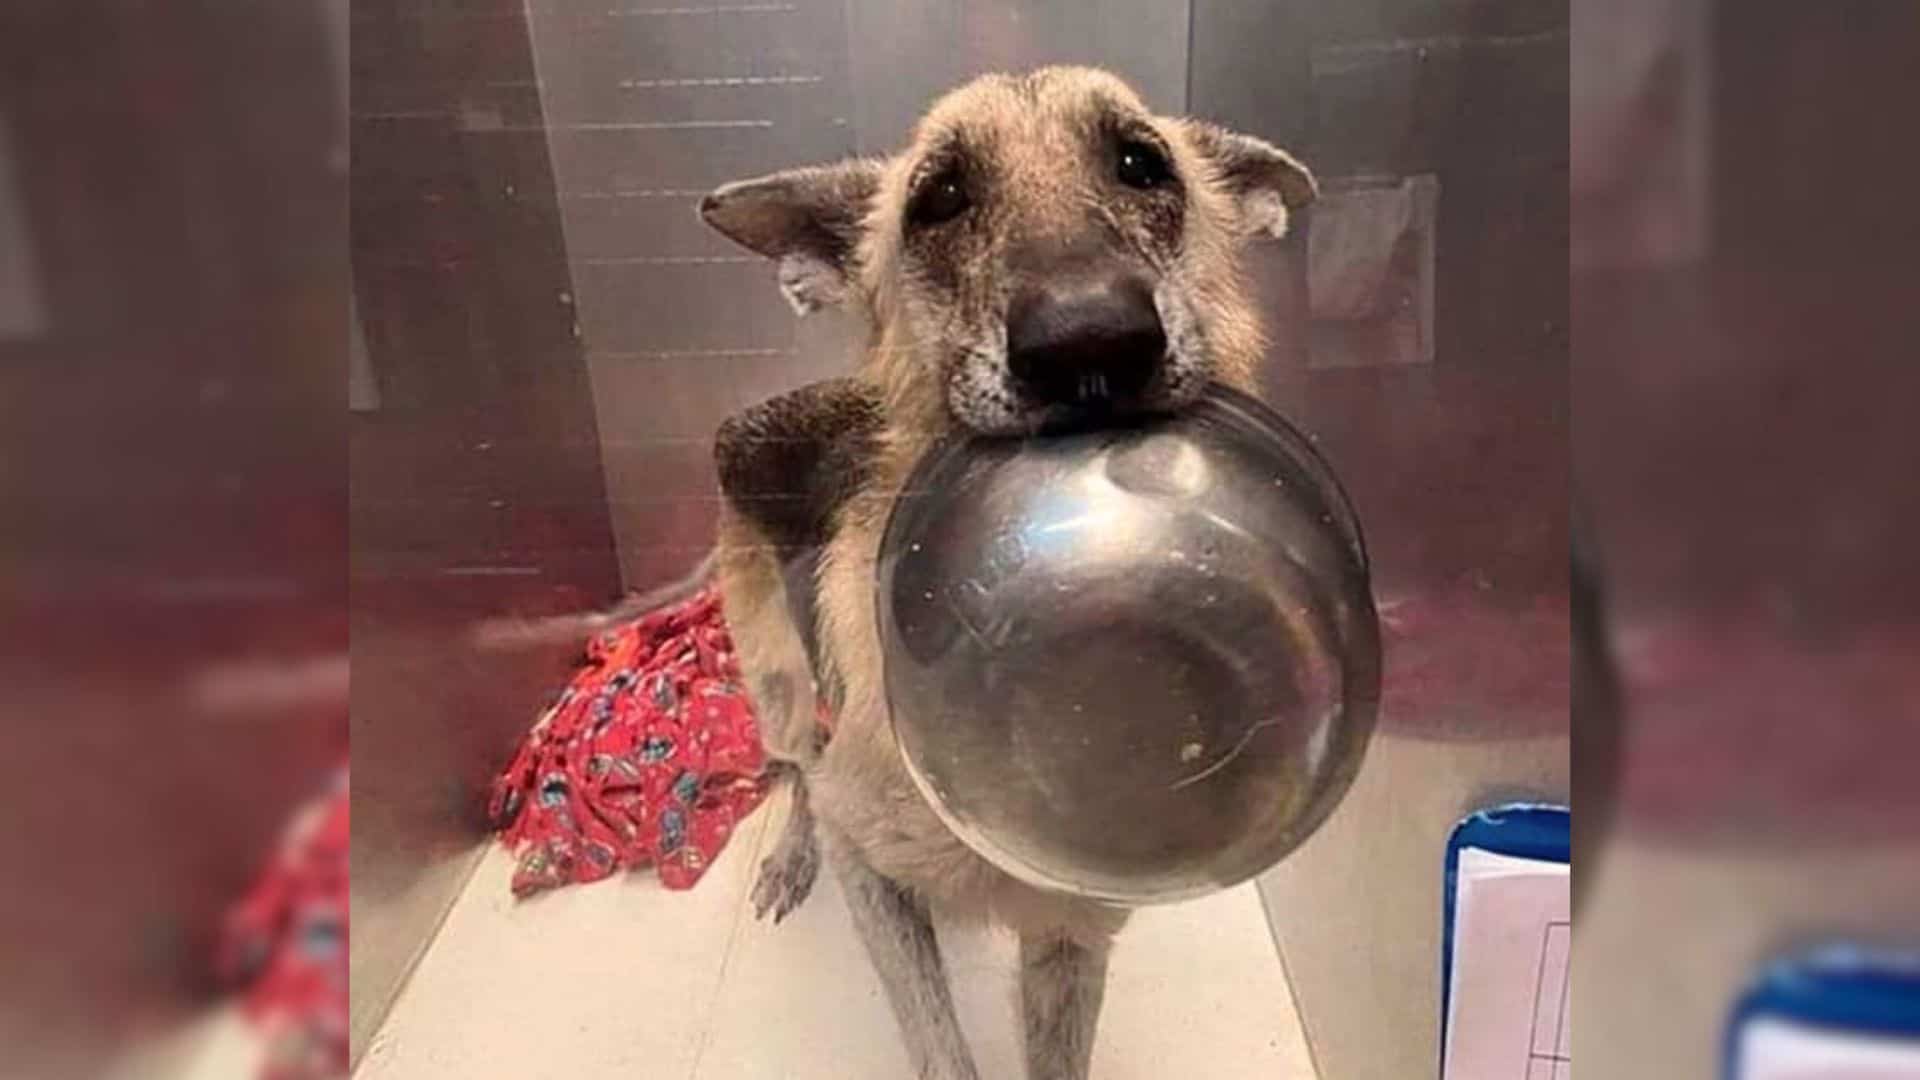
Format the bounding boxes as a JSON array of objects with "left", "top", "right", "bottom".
[{"left": 1005, "top": 270, "right": 1167, "bottom": 414}]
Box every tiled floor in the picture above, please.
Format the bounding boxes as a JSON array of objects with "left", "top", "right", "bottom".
[
  {"left": 102, "top": 1005, "right": 265, "bottom": 1080},
  {"left": 355, "top": 786, "right": 1319, "bottom": 1079}
]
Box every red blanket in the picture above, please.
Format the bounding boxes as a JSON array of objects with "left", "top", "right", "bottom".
[
  {"left": 220, "top": 765, "right": 349, "bottom": 1079},
  {"left": 488, "top": 586, "right": 771, "bottom": 895}
]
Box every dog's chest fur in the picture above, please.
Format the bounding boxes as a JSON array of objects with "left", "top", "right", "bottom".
[{"left": 713, "top": 378, "right": 1124, "bottom": 939}]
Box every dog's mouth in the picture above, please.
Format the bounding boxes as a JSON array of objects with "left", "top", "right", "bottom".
[
  {"left": 991, "top": 270, "right": 1176, "bottom": 432},
  {"left": 1015, "top": 345, "right": 1161, "bottom": 417},
  {"left": 947, "top": 346, "right": 1210, "bottom": 438},
  {"left": 944, "top": 287, "right": 1221, "bottom": 435},
  {"left": 1021, "top": 366, "right": 1175, "bottom": 434}
]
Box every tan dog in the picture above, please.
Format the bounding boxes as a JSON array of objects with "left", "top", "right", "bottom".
[{"left": 702, "top": 67, "right": 1314, "bottom": 1080}]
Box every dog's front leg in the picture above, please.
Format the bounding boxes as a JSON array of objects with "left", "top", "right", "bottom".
[
  {"left": 1019, "top": 930, "right": 1113, "bottom": 1080},
  {"left": 826, "top": 835, "right": 979, "bottom": 1080},
  {"left": 750, "top": 765, "right": 819, "bottom": 923}
]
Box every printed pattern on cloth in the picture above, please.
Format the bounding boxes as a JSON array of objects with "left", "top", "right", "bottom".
[
  {"left": 219, "top": 764, "right": 349, "bottom": 1080},
  {"left": 488, "top": 585, "right": 770, "bottom": 895}
]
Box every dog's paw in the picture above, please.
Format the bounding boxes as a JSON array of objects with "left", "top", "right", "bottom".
[{"left": 751, "top": 819, "right": 820, "bottom": 923}]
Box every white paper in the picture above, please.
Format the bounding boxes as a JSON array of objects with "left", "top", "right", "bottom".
[
  {"left": 1443, "top": 847, "right": 1572, "bottom": 1080},
  {"left": 1738, "top": 1016, "right": 1920, "bottom": 1079}
]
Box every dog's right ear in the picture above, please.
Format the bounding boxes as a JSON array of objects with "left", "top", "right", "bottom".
[
  {"left": 700, "top": 160, "right": 883, "bottom": 315},
  {"left": 1181, "top": 121, "right": 1317, "bottom": 240}
]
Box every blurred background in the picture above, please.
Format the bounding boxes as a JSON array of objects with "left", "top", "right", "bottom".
[
  {"left": 1574, "top": 0, "right": 1920, "bottom": 1074},
  {"left": 0, "top": 0, "right": 347, "bottom": 1076},
  {"left": 0, "top": 0, "right": 1913, "bottom": 1076}
]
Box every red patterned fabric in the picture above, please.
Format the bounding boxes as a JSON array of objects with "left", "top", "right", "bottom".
[
  {"left": 489, "top": 586, "right": 771, "bottom": 895},
  {"left": 220, "top": 765, "right": 349, "bottom": 1080}
]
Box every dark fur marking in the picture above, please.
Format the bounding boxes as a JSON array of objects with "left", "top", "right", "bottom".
[
  {"left": 752, "top": 772, "right": 821, "bottom": 923},
  {"left": 713, "top": 377, "right": 884, "bottom": 552},
  {"left": 714, "top": 377, "right": 884, "bottom": 695},
  {"left": 903, "top": 134, "right": 1000, "bottom": 295},
  {"left": 752, "top": 671, "right": 796, "bottom": 726}
]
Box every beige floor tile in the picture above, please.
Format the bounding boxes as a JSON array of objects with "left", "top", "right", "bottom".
[
  {"left": 360, "top": 790, "right": 1316, "bottom": 1079},
  {"left": 356, "top": 810, "right": 767, "bottom": 1080},
  {"left": 103, "top": 1005, "right": 266, "bottom": 1080}
]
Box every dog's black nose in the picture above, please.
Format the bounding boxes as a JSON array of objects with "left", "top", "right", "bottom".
[{"left": 1006, "top": 273, "right": 1166, "bottom": 410}]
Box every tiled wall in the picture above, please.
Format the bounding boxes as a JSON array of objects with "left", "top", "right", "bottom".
[
  {"left": 523, "top": 0, "right": 863, "bottom": 589},
  {"left": 352, "top": 0, "right": 619, "bottom": 593},
  {"left": 349, "top": 0, "right": 625, "bottom": 1056},
  {"left": 1195, "top": 0, "right": 1570, "bottom": 605},
  {"left": 525, "top": 0, "right": 1194, "bottom": 590}
]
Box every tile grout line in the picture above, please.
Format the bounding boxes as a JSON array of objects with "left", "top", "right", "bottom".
[
  {"left": 683, "top": 787, "right": 784, "bottom": 1079},
  {"left": 350, "top": 843, "right": 498, "bottom": 1076},
  {"left": 1255, "top": 878, "right": 1326, "bottom": 1080}
]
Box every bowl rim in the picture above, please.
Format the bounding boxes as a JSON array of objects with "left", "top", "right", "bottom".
[{"left": 873, "top": 381, "right": 1383, "bottom": 904}]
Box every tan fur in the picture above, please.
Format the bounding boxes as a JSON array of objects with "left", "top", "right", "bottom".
[
  {"left": 858, "top": 69, "right": 1274, "bottom": 443},
  {"left": 703, "top": 66, "right": 1313, "bottom": 1075},
  {"left": 809, "top": 443, "right": 1134, "bottom": 939},
  {"left": 713, "top": 511, "right": 822, "bottom": 765}
]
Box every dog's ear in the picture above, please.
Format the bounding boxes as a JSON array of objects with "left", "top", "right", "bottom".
[
  {"left": 699, "top": 160, "right": 883, "bottom": 315},
  {"left": 1182, "top": 121, "right": 1317, "bottom": 239}
]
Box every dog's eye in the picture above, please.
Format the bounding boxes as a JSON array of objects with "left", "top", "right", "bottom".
[
  {"left": 1116, "top": 139, "right": 1173, "bottom": 190},
  {"left": 908, "top": 171, "right": 971, "bottom": 226}
]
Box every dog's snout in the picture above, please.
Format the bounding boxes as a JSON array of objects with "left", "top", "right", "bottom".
[{"left": 1006, "top": 273, "right": 1166, "bottom": 409}]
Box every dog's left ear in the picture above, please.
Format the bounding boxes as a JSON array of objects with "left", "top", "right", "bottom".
[
  {"left": 700, "top": 160, "right": 883, "bottom": 315},
  {"left": 1182, "top": 121, "right": 1317, "bottom": 239}
]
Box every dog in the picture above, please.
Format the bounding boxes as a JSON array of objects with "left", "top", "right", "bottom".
[{"left": 698, "top": 67, "right": 1315, "bottom": 1080}]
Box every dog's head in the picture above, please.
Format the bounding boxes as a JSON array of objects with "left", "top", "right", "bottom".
[{"left": 701, "top": 66, "right": 1314, "bottom": 436}]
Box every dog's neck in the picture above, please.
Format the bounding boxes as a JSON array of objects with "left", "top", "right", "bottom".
[{"left": 859, "top": 318, "right": 956, "bottom": 477}]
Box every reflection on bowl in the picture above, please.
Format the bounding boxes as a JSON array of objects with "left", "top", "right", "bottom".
[{"left": 878, "top": 385, "right": 1381, "bottom": 904}]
